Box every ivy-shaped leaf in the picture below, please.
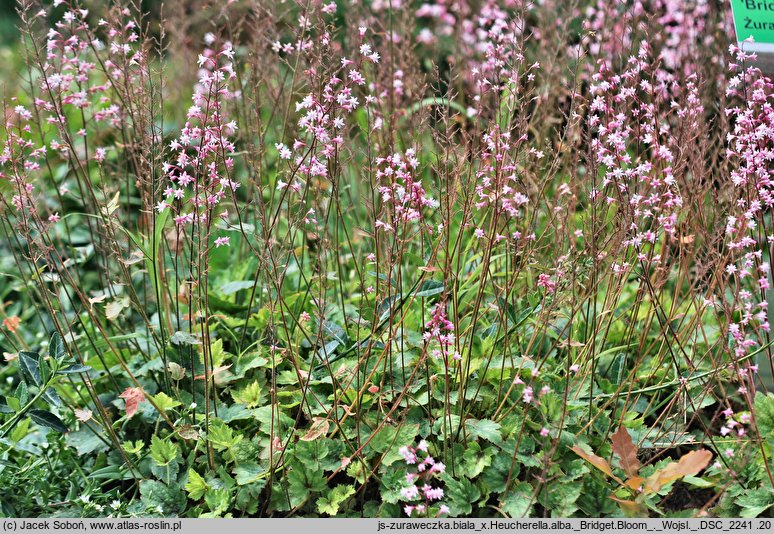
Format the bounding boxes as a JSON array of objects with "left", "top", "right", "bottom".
[
  {"left": 442, "top": 474, "right": 481, "bottom": 516},
  {"left": 736, "top": 487, "right": 774, "bottom": 518},
  {"left": 140, "top": 480, "right": 187, "bottom": 515},
  {"left": 150, "top": 435, "right": 179, "bottom": 466},
  {"left": 465, "top": 419, "right": 502, "bottom": 444},
  {"left": 185, "top": 469, "right": 210, "bottom": 500},
  {"left": 753, "top": 392, "right": 774, "bottom": 437},
  {"left": 316, "top": 484, "right": 355, "bottom": 516},
  {"left": 501, "top": 482, "right": 534, "bottom": 518}
]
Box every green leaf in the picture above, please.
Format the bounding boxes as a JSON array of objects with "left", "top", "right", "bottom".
[
  {"left": 170, "top": 331, "right": 201, "bottom": 345},
  {"left": 28, "top": 409, "right": 67, "bottom": 433},
  {"left": 316, "top": 485, "right": 355, "bottom": 516},
  {"left": 140, "top": 480, "right": 187, "bottom": 515},
  {"left": 185, "top": 469, "right": 210, "bottom": 500},
  {"left": 5, "top": 395, "right": 20, "bottom": 413},
  {"left": 15, "top": 381, "right": 28, "bottom": 407},
  {"left": 0, "top": 396, "right": 14, "bottom": 414},
  {"left": 502, "top": 482, "right": 534, "bottom": 518},
  {"left": 288, "top": 462, "right": 327, "bottom": 507},
  {"left": 415, "top": 280, "right": 444, "bottom": 297},
  {"left": 462, "top": 443, "right": 494, "bottom": 478},
  {"left": 253, "top": 406, "right": 295, "bottom": 434},
  {"left": 49, "top": 332, "right": 66, "bottom": 360},
  {"left": 43, "top": 388, "right": 62, "bottom": 407},
  {"left": 442, "top": 474, "right": 481, "bottom": 516},
  {"left": 369, "top": 424, "right": 419, "bottom": 454},
  {"left": 234, "top": 463, "right": 265, "bottom": 485},
  {"left": 736, "top": 487, "right": 774, "bottom": 518},
  {"left": 152, "top": 392, "right": 181, "bottom": 413},
  {"left": 465, "top": 419, "right": 502, "bottom": 444},
  {"left": 204, "top": 487, "right": 232, "bottom": 515},
  {"left": 150, "top": 435, "right": 179, "bottom": 466},
  {"left": 58, "top": 364, "right": 91, "bottom": 375},
  {"left": 66, "top": 428, "right": 110, "bottom": 455},
  {"left": 19, "top": 351, "right": 41, "bottom": 387},
  {"left": 753, "top": 392, "right": 774, "bottom": 437},
  {"left": 207, "top": 420, "right": 243, "bottom": 451},
  {"left": 37, "top": 353, "right": 51, "bottom": 384},
  {"left": 220, "top": 280, "right": 256, "bottom": 295}
]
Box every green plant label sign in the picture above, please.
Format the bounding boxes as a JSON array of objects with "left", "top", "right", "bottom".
[{"left": 731, "top": 1, "right": 774, "bottom": 52}]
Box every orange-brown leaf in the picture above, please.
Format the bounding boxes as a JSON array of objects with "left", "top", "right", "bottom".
[
  {"left": 571, "top": 445, "right": 614, "bottom": 478},
  {"left": 611, "top": 426, "right": 641, "bottom": 478},
  {"left": 119, "top": 387, "right": 145, "bottom": 418},
  {"left": 643, "top": 449, "right": 713, "bottom": 494}
]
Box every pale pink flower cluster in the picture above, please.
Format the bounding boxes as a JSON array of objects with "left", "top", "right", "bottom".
[
  {"left": 158, "top": 41, "right": 239, "bottom": 247},
  {"left": 474, "top": 128, "right": 530, "bottom": 222},
  {"left": 423, "top": 302, "right": 460, "bottom": 362},
  {"left": 398, "top": 440, "right": 449, "bottom": 517},
  {"left": 375, "top": 149, "right": 437, "bottom": 233},
  {"left": 720, "top": 45, "right": 773, "bottom": 376},
  {"left": 583, "top": 0, "right": 718, "bottom": 74},
  {"left": 273, "top": 41, "right": 379, "bottom": 198},
  {"left": 588, "top": 44, "right": 702, "bottom": 268}
]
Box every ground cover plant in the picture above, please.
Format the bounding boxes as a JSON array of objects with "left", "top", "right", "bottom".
[{"left": 0, "top": 0, "right": 773, "bottom": 519}]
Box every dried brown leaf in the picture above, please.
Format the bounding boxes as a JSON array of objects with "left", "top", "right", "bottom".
[
  {"left": 611, "top": 426, "right": 641, "bottom": 478},
  {"left": 643, "top": 449, "right": 713, "bottom": 494},
  {"left": 571, "top": 445, "right": 614, "bottom": 478},
  {"left": 300, "top": 417, "right": 330, "bottom": 441}
]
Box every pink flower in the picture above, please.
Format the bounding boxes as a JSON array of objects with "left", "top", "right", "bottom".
[
  {"left": 400, "top": 485, "right": 419, "bottom": 500},
  {"left": 214, "top": 236, "right": 230, "bottom": 247},
  {"left": 540, "top": 427, "right": 550, "bottom": 437},
  {"left": 537, "top": 273, "right": 556, "bottom": 294}
]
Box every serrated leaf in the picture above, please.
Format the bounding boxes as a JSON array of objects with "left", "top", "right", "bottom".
[
  {"left": 736, "top": 487, "right": 774, "bottom": 518},
  {"left": 501, "top": 483, "right": 534, "bottom": 518},
  {"left": 443, "top": 475, "right": 481, "bottom": 516},
  {"left": 185, "top": 469, "right": 209, "bottom": 500},
  {"left": 152, "top": 392, "right": 181, "bottom": 413},
  {"left": 28, "top": 409, "right": 67, "bottom": 433},
  {"left": 316, "top": 485, "right": 355, "bottom": 516},
  {"left": 234, "top": 463, "right": 265, "bottom": 485},
  {"left": 753, "top": 392, "right": 774, "bottom": 437},
  {"left": 140, "top": 479, "right": 187, "bottom": 515},
  {"left": 150, "top": 435, "right": 178, "bottom": 466},
  {"left": 611, "top": 426, "right": 641, "bottom": 478},
  {"left": 465, "top": 419, "right": 502, "bottom": 444}
]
